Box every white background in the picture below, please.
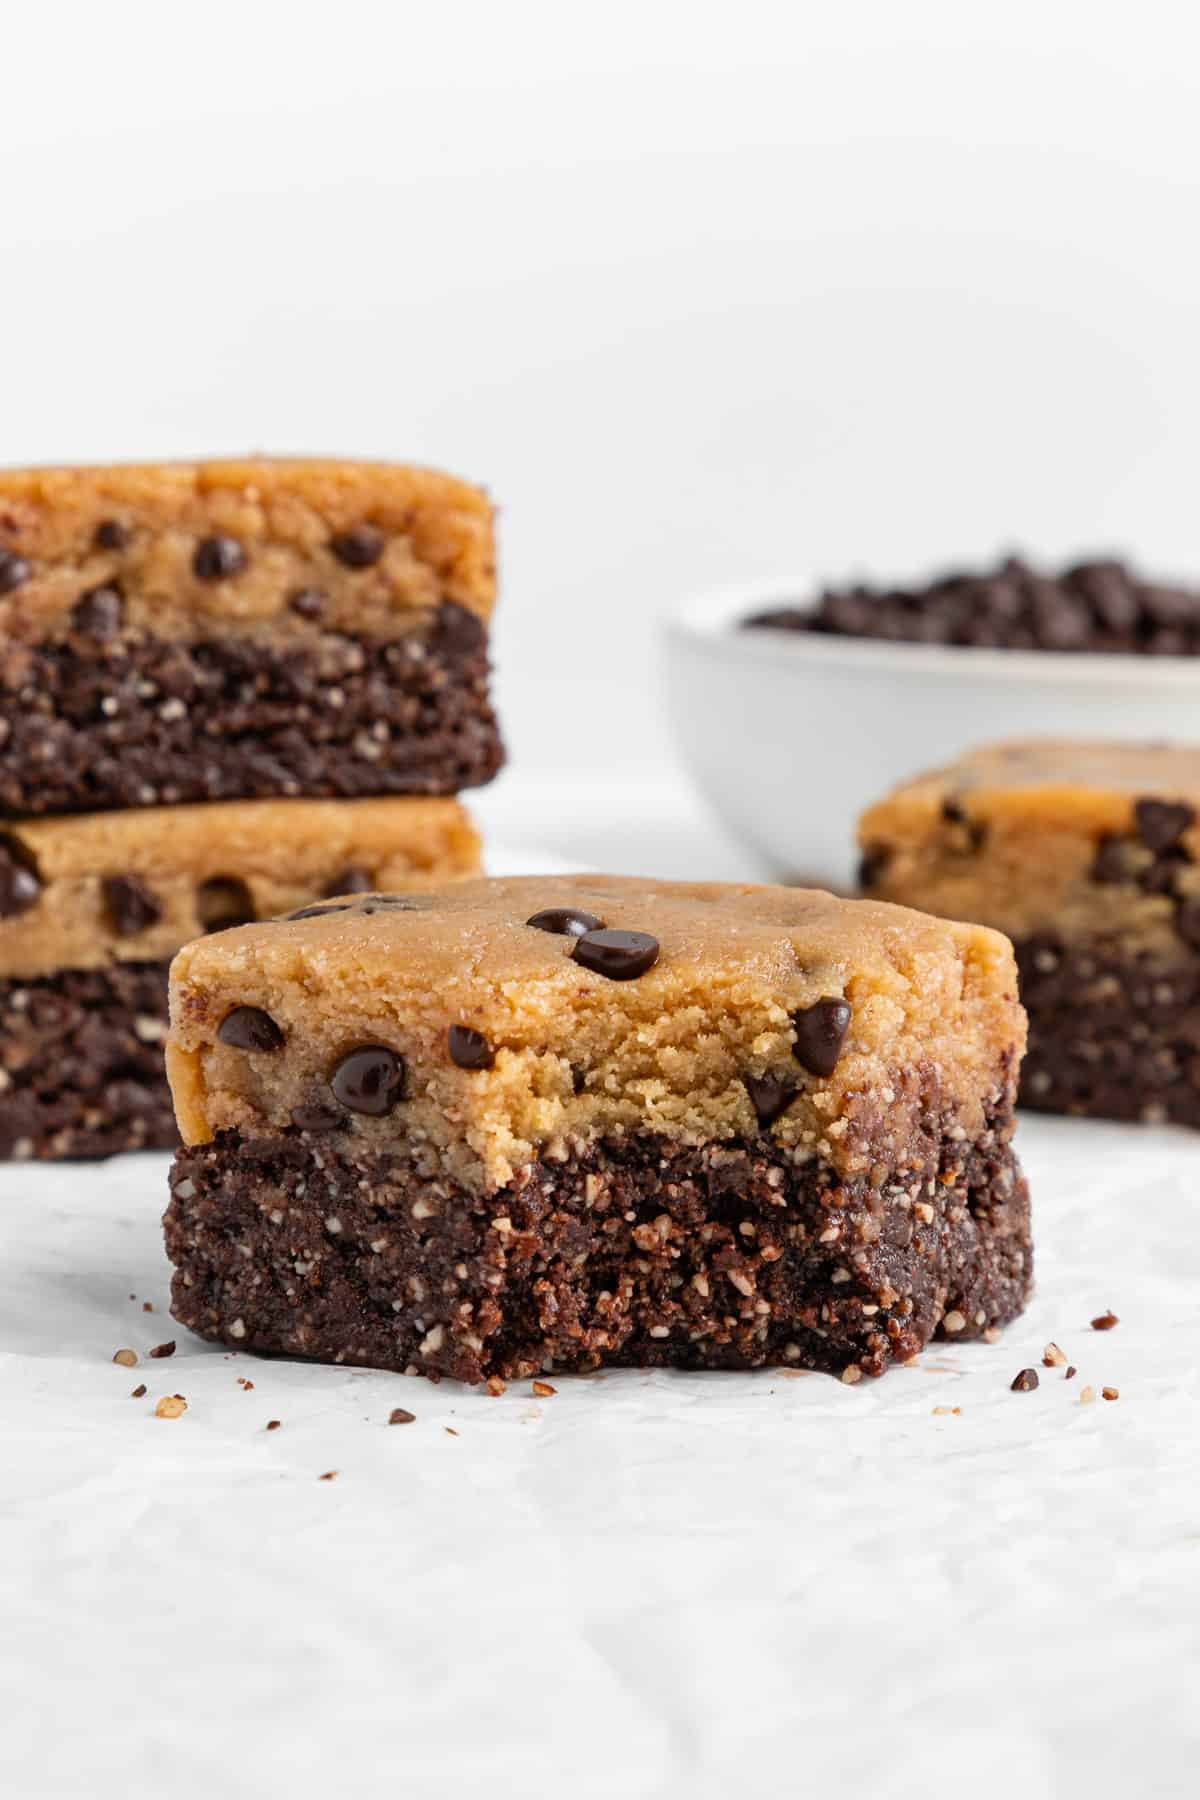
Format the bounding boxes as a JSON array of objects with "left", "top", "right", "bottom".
[{"left": 3, "top": 8, "right": 1200, "bottom": 1796}]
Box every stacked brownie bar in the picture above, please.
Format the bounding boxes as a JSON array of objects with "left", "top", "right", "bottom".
[
  {"left": 0, "top": 458, "right": 500, "bottom": 1158},
  {"left": 164, "top": 875, "right": 1031, "bottom": 1384},
  {"left": 859, "top": 740, "right": 1200, "bottom": 1126}
]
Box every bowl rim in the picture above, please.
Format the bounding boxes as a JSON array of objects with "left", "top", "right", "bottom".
[{"left": 665, "top": 576, "right": 1200, "bottom": 689}]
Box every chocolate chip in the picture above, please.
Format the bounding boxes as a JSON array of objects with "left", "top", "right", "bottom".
[
  {"left": 743, "top": 1071, "right": 798, "bottom": 1128},
  {"left": 330, "top": 525, "right": 385, "bottom": 569},
  {"left": 571, "top": 928, "right": 660, "bottom": 980},
  {"left": 218, "top": 1006, "right": 284, "bottom": 1052},
  {"left": 0, "top": 550, "right": 30, "bottom": 594},
  {"left": 94, "top": 519, "right": 130, "bottom": 551},
  {"left": 448, "top": 1024, "right": 494, "bottom": 1070},
  {"left": 330, "top": 1045, "right": 405, "bottom": 1115},
  {"left": 325, "top": 866, "right": 373, "bottom": 897},
  {"left": 792, "top": 998, "right": 852, "bottom": 1078},
  {"left": 1010, "top": 1367, "right": 1039, "bottom": 1392},
  {"left": 1177, "top": 897, "right": 1200, "bottom": 949},
  {"left": 857, "top": 845, "right": 891, "bottom": 890},
  {"left": 102, "top": 874, "right": 162, "bottom": 937},
  {"left": 0, "top": 837, "right": 41, "bottom": 919},
  {"left": 941, "top": 798, "right": 987, "bottom": 853},
  {"left": 290, "top": 1101, "right": 344, "bottom": 1132},
  {"left": 196, "top": 876, "right": 256, "bottom": 933},
  {"left": 1134, "top": 797, "right": 1194, "bottom": 853},
  {"left": 193, "top": 535, "right": 247, "bottom": 581},
  {"left": 70, "top": 583, "right": 124, "bottom": 639},
  {"left": 526, "top": 906, "right": 606, "bottom": 937},
  {"left": 288, "top": 587, "right": 326, "bottom": 620},
  {"left": 1091, "top": 836, "right": 1133, "bottom": 884}
]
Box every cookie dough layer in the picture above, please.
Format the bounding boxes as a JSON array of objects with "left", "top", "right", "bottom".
[
  {"left": 859, "top": 740, "right": 1200, "bottom": 1124},
  {"left": 166, "top": 874, "right": 1026, "bottom": 1191},
  {"left": 0, "top": 459, "right": 501, "bottom": 815},
  {"left": 163, "top": 876, "right": 1029, "bottom": 1382},
  {"left": 166, "top": 1111, "right": 1030, "bottom": 1385},
  {"left": 0, "top": 796, "right": 479, "bottom": 980},
  {"left": 0, "top": 962, "right": 175, "bottom": 1160}
]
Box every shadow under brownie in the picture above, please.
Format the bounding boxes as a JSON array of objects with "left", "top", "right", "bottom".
[
  {"left": 859, "top": 739, "right": 1200, "bottom": 1125},
  {"left": 163, "top": 875, "right": 1031, "bottom": 1383},
  {"left": 0, "top": 457, "right": 503, "bottom": 815}
]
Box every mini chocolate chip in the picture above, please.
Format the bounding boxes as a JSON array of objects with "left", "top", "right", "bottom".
[
  {"left": 193, "top": 535, "right": 247, "bottom": 581},
  {"left": 0, "top": 550, "right": 31, "bottom": 594},
  {"left": 857, "top": 845, "right": 891, "bottom": 890},
  {"left": 0, "top": 837, "right": 41, "bottom": 919},
  {"left": 792, "top": 998, "right": 852, "bottom": 1078},
  {"left": 1011, "top": 1368, "right": 1040, "bottom": 1392},
  {"left": 70, "top": 583, "right": 124, "bottom": 639},
  {"left": 196, "top": 876, "right": 256, "bottom": 933},
  {"left": 571, "top": 928, "right": 660, "bottom": 980},
  {"left": 1177, "top": 897, "right": 1200, "bottom": 949},
  {"left": 102, "top": 874, "right": 162, "bottom": 937},
  {"left": 291, "top": 1101, "right": 344, "bottom": 1133},
  {"left": 325, "top": 866, "right": 373, "bottom": 897},
  {"left": 744, "top": 1071, "right": 798, "bottom": 1128},
  {"left": 526, "top": 907, "right": 606, "bottom": 937},
  {"left": 288, "top": 587, "right": 326, "bottom": 620},
  {"left": 1091, "top": 836, "right": 1133, "bottom": 884},
  {"left": 94, "top": 519, "right": 130, "bottom": 551},
  {"left": 218, "top": 1006, "right": 284, "bottom": 1052},
  {"left": 330, "top": 1045, "right": 405, "bottom": 1115},
  {"left": 330, "top": 525, "right": 385, "bottom": 569},
  {"left": 448, "top": 1024, "right": 494, "bottom": 1070},
  {"left": 1134, "top": 797, "right": 1194, "bottom": 853}
]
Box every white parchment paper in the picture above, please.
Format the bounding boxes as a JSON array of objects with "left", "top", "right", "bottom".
[{"left": 2, "top": 1113, "right": 1198, "bottom": 1800}]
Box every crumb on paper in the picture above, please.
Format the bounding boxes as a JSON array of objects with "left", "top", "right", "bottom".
[
  {"left": 319, "top": 1470, "right": 337, "bottom": 1481},
  {"left": 142, "top": 1301, "right": 153, "bottom": 1313},
  {"left": 1102, "top": 1386, "right": 1120, "bottom": 1401},
  {"left": 388, "top": 1407, "right": 416, "bottom": 1425},
  {"left": 154, "top": 1395, "right": 187, "bottom": 1419},
  {"left": 1091, "top": 1310, "right": 1119, "bottom": 1332},
  {"left": 531, "top": 1380, "right": 556, "bottom": 1397},
  {"left": 112, "top": 1348, "right": 137, "bottom": 1368},
  {"left": 265, "top": 1419, "right": 281, "bottom": 1431},
  {"left": 1011, "top": 1368, "right": 1040, "bottom": 1392},
  {"left": 237, "top": 1377, "right": 254, "bottom": 1390},
  {"left": 130, "top": 1384, "right": 146, "bottom": 1398},
  {"left": 445, "top": 1426, "right": 459, "bottom": 1437},
  {"left": 148, "top": 1341, "right": 175, "bottom": 1359},
  {"left": 1042, "top": 1342, "right": 1068, "bottom": 1367},
  {"left": 1065, "top": 1365, "right": 1077, "bottom": 1379},
  {"left": 931, "top": 1405, "right": 961, "bottom": 1416},
  {"left": 1079, "top": 1385, "right": 1097, "bottom": 1406}
]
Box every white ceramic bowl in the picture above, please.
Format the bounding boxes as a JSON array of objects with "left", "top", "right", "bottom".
[{"left": 663, "top": 576, "right": 1200, "bottom": 888}]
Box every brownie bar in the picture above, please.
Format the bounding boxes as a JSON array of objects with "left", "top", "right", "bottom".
[
  {"left": 0, "top": 457, "right": 501, "bottom": 814},
  {"left": 744, "top": 555, "right": 1200, "bottom": 654},
  {"left": 163, "top": 875, "right": 1030, "bottom": 1383},
  {"left": 859, "top": 739, "right": 1200, "bottom": 1124},
  {"left": 0, "top": 962, "right": 174, "bottom": 1160}
]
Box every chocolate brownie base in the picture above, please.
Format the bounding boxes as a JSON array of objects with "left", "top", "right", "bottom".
[
  {"left": 166, "top": 1111, "right": 1031, "bottom": 1384},
  {"left": 0, "top": 961, "right": 173, "bottom": 1159},
  {"left": 0, "top": 603, "right": 502, "bottom": 816},
  {"left": 745, "top": 556, "right": 1200, "bottom": 655},
  {"left": 1016, "top": 933, "right": 1200, "bottom": 1125}
]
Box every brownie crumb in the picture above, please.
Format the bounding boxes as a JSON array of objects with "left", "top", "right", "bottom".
[
  {"left": 154, "top": 1394, "right": 187, "bottom": 1418},
  {"left": 130, "top": 1383, "right": 146, "bottom": 1398},
  {"left": 388, "top": 1407, "right": 416, "bottom": 1425},
  {"left": 112, "top": 1348, "right": 138, "bottom": 1367},
  {"left": 148, "top": 1340, "right": 175, "bottom": 1359},
  {"left": 531, "top": 1380, "right": 557, "bottom": 1397},
  {"left": 1091, "top": 1310, "right": 1119, "bottom": 1331},
  {"left": 1011, "top": 1367, "right": 1040, "bottom": 1392}
]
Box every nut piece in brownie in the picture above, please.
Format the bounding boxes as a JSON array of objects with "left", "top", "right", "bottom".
[
  {"left": 859, "top": 739, "right": 1200, "bottom": 1124},
  {"left": 164, "top": 875, "right": 1031, "bottom": 1385},
  {"left": 0, "top": 457, "right": 502, "bottom": 815},
  {"left": 0, "top": 795, "right": 478, "bottom": 1160},
  {"left": 744, "top": 555, "right": 1200, "bottom": 654}
]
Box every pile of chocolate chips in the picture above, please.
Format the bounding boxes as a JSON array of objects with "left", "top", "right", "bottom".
[{"left": 743, "top": 557, "right": 1200, "bottom": 654}]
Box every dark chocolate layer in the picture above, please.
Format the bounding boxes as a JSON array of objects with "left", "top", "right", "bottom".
[
  {"left": 0, "top": 603, "right": 503, "bottom": 816},
  {"left": 1016, "top": 932, "right": 1200, "bottom": 1125},
  {"left": 166, "top": 1108, "right": 1031, "bottom": 1384},
  {"left": 0, "top": 961, "right": 174, "bottom": 1159}
]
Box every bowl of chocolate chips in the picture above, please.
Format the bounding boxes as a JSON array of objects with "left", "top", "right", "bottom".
[{"left": 664, "top": 555, "right": 1200, "bottom": 888}]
